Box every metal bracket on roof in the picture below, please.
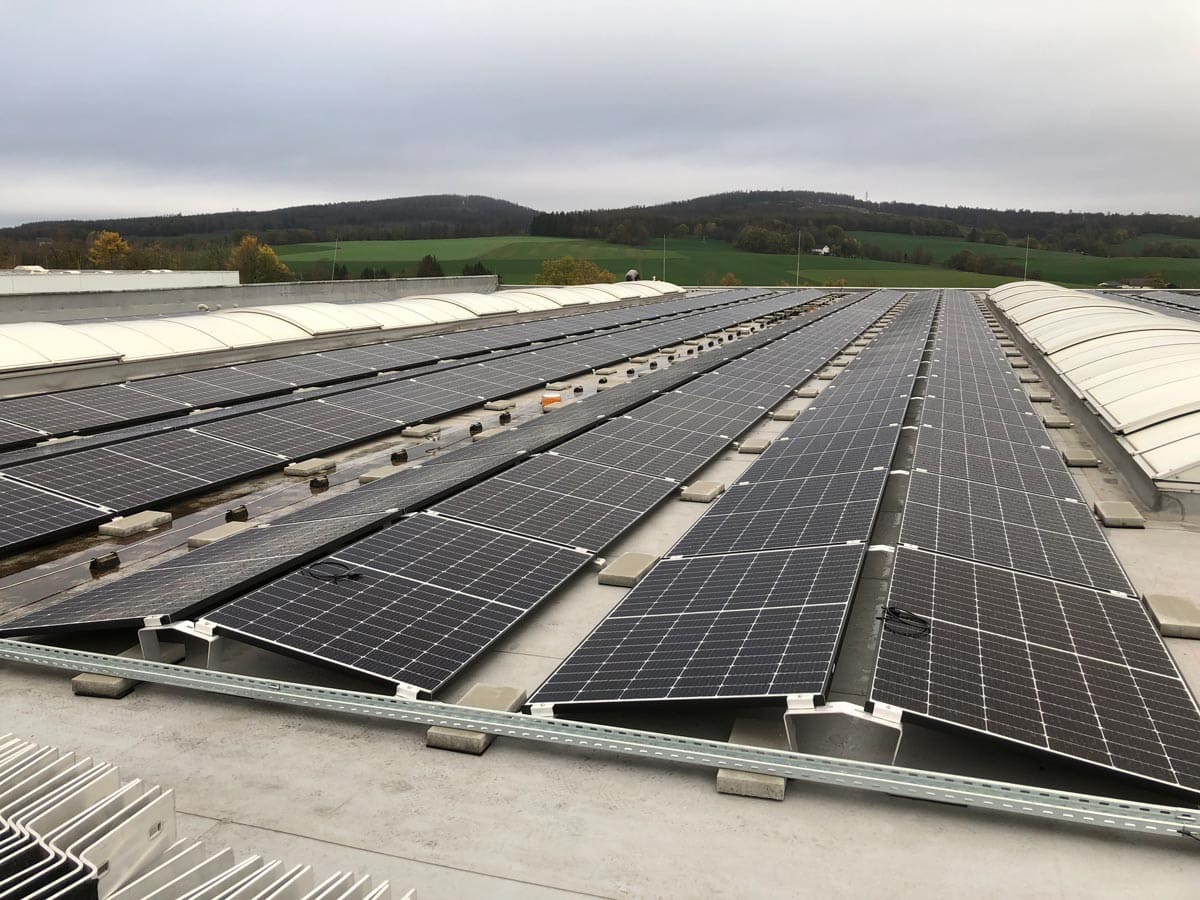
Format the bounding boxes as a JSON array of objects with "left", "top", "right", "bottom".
[
  {"left": 140, "top": 620, "right": 224, "bottom": 670},
  {"left": 394, "top": 683, "right": 423, "bottom": 701},
  {"left": 866, "top": 545, "right": 895, "bottom": 554},
  {"left": 529, "top": 702, "right": 556, "bottom": 719}
]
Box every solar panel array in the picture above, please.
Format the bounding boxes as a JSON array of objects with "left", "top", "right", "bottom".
[
  {"left": 530, "top": 292, "right": 938, "bottom": 708},
  {"left": 870, "top": 290, "right": 1200, "bottom": 795},
  {"left": 0, "top": 289, "right": 835, "bottom": 556},
  {"left": 0, "top": 287, "right": 769, "bottom": 450},
  {"left": 191, "top": 291, "right": 904, "bottom": 694},
  {"left": 0, "top": 291, "right": 868, "bottom": 640}
]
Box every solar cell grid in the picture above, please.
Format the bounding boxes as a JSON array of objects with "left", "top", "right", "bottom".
[
  {"left": 552, "top": 430, "right": 720, "bottom": 481},
  {"left": 106, "top": 428, "right": 285, "bottom": 483},
  {"left": 671, "top": 469, "right": 885, "bottom": 557},
  {"left": 0, "top": 419, "right": 46, "bottom": 451},
  {"left": 872, "top": 549, "right": 1200, "bottom": 794},
  {"left": 0, "top": 477, "right": 109, "bottom": 555},
  {"left": 4, "top": 447, "right": 208, "bottom": 510},
  {"left": 59, "top": 384, "right": 193, "bottom": 421},
  {"left": 0, "top": 393, "right": 115, "bottom": 434},
  {"left": 531, "top": 544, "right": 867, "bottom": 704},
  {"left": 750, "top": 429, "right": 899, "bottom": 482},
  {"left": 433, "top": 455, "right": 677, "bottom": 551},
  {"left": 205, "top": 514, "right": 590, "bottom": 692}
]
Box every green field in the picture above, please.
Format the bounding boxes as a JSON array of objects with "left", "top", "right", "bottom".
[
  {"left": 849, "top": 232, "right": 1200, "bottom": 287},
  {"left": 274, "top": 234, "right": 1200, "bottom": 288},
  {"left": 277, "top": 236, "right": 1010, "bottom": 287}
]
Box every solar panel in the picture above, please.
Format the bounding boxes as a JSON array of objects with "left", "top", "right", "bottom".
[
  {"left": 872, "top": 548, "right": 1200, "bottom": 794},
  {"left": 0, "top": 393, "right": 116, "bottom": 434},
  {"left": 203, "top": 514, "right": 591, "bottom": 694},
  {"left": 3, "top": 429, "right": 282, "bottom": 511},
  {"left": 531, "top": 544, "right": 867, "bottom": 705},
  {"left": 913, "top": 425, "right": 1079, "bottom": 497},
  {"left": 0, "top": 515, "right": 382, "bottom": 637},
  {"left": 671, "top": 469, "right": 886, "bottom": 557},
  {"left": 0, "top": 418, "right": 45, "bottom": 452},
  {"left": 134, "top": 368, "right": 295, "bottom": 407},
  {"left": 551, "top": 429, "right": 721, "bottom": 481},
  {"left": 749, "top": 428, "right": 900, "bottom": 482},
  {"left": 434, "top": 454, "right": 677, "bottom": 552},
  {"left": 0, "top": 476, "right": 109, "bottom": 555},
  {"left": 900, "top": 470, "right": 1132, "bottom": 593},
  {"left": 234, "top": 353, "right": 374, "bottom": 384}
]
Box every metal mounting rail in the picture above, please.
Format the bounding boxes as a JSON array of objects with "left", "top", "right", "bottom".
[{"left": 2, "top": 639, "right": 1199, "bottom": 842}]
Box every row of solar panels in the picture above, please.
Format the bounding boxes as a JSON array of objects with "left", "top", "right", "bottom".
[
  {"left": 869, "top": 291, "right": 1200, "bottom": 796},
  {"left": 0, "top": 290, "right": 830, "bottom": 557},
  {"left": 0, "top": 291, "right": 879, "bottom": 638},
  {"left": 531, "top": 291, "right": 938, "bottom": 707},
  {"left": 0, "top": 733, "right": 394, "bottom": 900},
  {"left": 195, "top": 292, "right": 904, "bottom": 696},
  {"left": 0, "top": 288, "right": 767, "bottom": 452}
]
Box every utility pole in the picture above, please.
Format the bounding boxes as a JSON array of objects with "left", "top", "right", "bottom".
[
  {"left": 1023, "top": 235, "right": 1030, "bottom": 280},
  {"left": 331, "top": 236, "right": 340, "bottom": 285},
  {"left": 662, "top": 235, "right": 667, "bottom": 282}
]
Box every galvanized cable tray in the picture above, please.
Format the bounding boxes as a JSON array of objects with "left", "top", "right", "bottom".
[{"left": 1, "top": 639, "right": 1198, "bottom": 842}]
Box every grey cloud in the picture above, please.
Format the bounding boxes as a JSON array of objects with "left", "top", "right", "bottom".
[{"left": 1, "top": 0, "right": 1197, "bottom": 225}]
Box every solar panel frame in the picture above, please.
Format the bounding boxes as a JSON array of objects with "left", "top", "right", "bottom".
[{"left": 0, "top": 476, "right": 110, "bottom": 556}]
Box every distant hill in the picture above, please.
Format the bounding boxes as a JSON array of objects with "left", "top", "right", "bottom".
[{"left": 0, "top": 195, "right": 539, "bottom": 244}]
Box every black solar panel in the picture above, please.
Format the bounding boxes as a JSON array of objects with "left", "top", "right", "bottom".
[
  {"left": 749, "top": 428, "right": 900, "bottom": 482},
  {"left": 532, "top": 544, "right": 867, "bottom": 705},
  {"left": 914, "top": 426, "right": 1080, "bottom": 498},
  {"left": 900, "top": 470, "right": 1132, "bottom": 594},
  {"left": 433, "top": 454, "right": 677, "bottom": 552},
  {"left": 134, "top": 368, "right": 294, "bottom": 407},
  {"left": 672, "top": 469, "right": 886, "bottom": 557},
  {"left": 0, "top": 516, "right": 382, "bottom": 637},
  {"left": 0, "top": 418, "right": 46, "bottom": 452},
  {"left": 0, "top": 477, "right": 109, "bottom": 555},
  {"left": 872, "top": 548, "right": 1200, "bottom": 794},
  {"left": 203, "top": 514, "right": 591, "bottom": 694},
  {"left": 0, "top": 393, "right": 116, "bottom": 434},
  {"left": 4, "top": 429, "right": 282, "bottom": 511},
  {"left": 551, "top": 429, "right": 723, "bottom": 481}
]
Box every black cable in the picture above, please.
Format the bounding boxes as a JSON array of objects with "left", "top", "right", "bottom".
[
  {"left": 302, "top": 560, "right": 362, "bottom": 584},
  {"left": 879, "top": 605, "right": 930, "bottom": 637}
]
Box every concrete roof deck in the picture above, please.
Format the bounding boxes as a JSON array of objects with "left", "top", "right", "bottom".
[{"left": 2, "top": 291, "right": 1200, "bottom": 896}]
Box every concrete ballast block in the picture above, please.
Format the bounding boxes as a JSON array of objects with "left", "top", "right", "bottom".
[
  {"left": 1018, "top": 373, "right": 1041, "bottom": 383},
  {"left": 1028, "top": 390, "right": 1053, "bottom": 403},
  {"left": 1062, "top": 450, "right": 1100, "bottom": 467},
  {"left": 817, "top": 369, "right": 838, "bottom": 380},
  {"left": 1010, "top": 359, "right": 1030, "bottom": 369},
  {"left": 769, "top": 407, "right": 800, "bottom": 421},
  {"left": 1094, "top": 500, "right": 1145, "bottom": 528},
  {"left": 1144, "top": 594, "right": 1200, "bottom": 639},
  {"left": 794, "top": 386, "right": 819, "bottom": 398},
  {"left": 358, "top": 465, "right": 396, "bottom": 484},
  {"left": 283, "top": 457, "right": 336, "bottom": 477},
  {"left": 717, "top": 718, "right": 788, "bottom": 801},
  {"left": 187, "top": 520, "right": 254, "bottom": 549},
  {"left": 426, "top": 684, "right": 527, "bottom": 754},
  {"left": 72, "top": 642, "right": 186, "bottom": 699},
  {"left": 681, "top": 480, "right": 726, "bottom": 502},
  {"left": 599, "top": 552, "right": 659, "bottom": 587},
  {"left": 1041, "top": 412, "right": 1072, "bottom": 429},
  {"left": 738, "top": 438, "right": 772, "bottom": 454},
  {"left": 483, "top": 399, "right": 516, "bottom": 410},
  {"left": 401, "top": 423, "right": 442, "bottom": 438},
  {"left": 546, "top": 381, "right": 572, "bottom": 391},
  {"left": 98, "top": 509, "right": 172, "bottom": 537}
]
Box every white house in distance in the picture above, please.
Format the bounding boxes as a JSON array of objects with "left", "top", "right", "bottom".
[{"left": 812, "top": 245, "right": 831, "bottom": 255}]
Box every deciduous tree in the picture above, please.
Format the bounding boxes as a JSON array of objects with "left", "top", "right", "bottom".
[
  {"left": 415, "top": 254, "right": 445, "bottom": 277},
  {"left": 532, "top": 256, "right": 616, "bottom": 285},
  {"left": 226, "top": 234, "right": 295, "bottom": 283},
  {"left": 87, "top": 231, "right": 131, "bottom": 268}
]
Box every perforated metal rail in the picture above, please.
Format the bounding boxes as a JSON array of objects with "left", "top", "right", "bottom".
[{"left": 2, "top": 640, "right": 1198, "bottom": 843}]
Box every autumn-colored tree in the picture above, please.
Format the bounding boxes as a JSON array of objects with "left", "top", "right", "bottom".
[
  {"left": 532, "top": 256, "right": 616, "bottom": 286},
  {"left": 226, "top": 235, "right": 294, "bottom": 283},
  {"left": 87, "top": 231, "right": 131, "bottom": 268},
  {"left": 719, "top": 272, "right": 741, "bottom": 286}
]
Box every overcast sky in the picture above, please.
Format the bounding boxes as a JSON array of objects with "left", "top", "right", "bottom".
[{"left": 2, "top": 0, "right": 1198, "bottom": 225}]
